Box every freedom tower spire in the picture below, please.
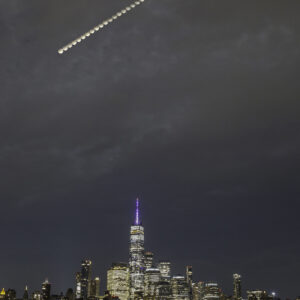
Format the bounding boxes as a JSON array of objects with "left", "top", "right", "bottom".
[
  {"left": 135, "top": 198, "right": 141, "bottom": 225},
  {"left": 129, "top": 198, "right": 145, "bottom": 299}
]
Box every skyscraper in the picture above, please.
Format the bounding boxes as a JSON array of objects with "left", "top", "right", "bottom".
[
  {"left": 6, "top": 289, "right": 16, "bottom": 300},
  {"left": 89, "top": 277, "right": 100, "bottom": 298},
  {"left": 233, "top": 274, "right": 242, "bottom": 300},
  {"left": 66, "top": 288, "right": 74, "bottom": 300},
  {"left": 155, "top": 281, "right": 172, "bottom": 300},
  {"left": 158, "top": 262, "right": 171, "bottom": 282},
  {"left": 186, "top": 266, "right": 193, "bottom": 300},
  {"left": 247, "top": 291, "right": 272, "bottom": 300},
  {"left": 76, "top": 260, "right": 92, "bottom": 299},
  {"left": 107, "top": 263, "right": 129, "bottom": 300},
  {"left": 144, "top": 252, "right": 154, "bottom": 270},
  {"left": 203, "top": 283, "right": 220, "bottom": 300},
  {"left": 76, "top": 272, "right": 82, "bottom": 299},
  {"left": 0, "top": 289, "right": 5, "bottom": 300},
  {"left": 129, "top": 199, "right": 145, "bottom": 299},
  {"left": 23, "top": 287, "right": 29, "bottom": 300},
  {"left": 171, "top": 276, "right": 189, "bottom": 300},
  {"left": 32, "top": 291, "right": 42, "bottom": 300},
  {"left": 42, "top": 279, "right": 51, "bottom": 300},
  {"left": 144, "top": 268, "right": 161, "bottom": 298}
]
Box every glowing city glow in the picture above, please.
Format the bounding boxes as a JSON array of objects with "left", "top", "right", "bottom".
[{"left": 58, "top": 0, "right": 146, "bottom": 55}]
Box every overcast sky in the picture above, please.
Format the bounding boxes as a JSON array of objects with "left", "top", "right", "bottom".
[{"left": 0, "top": 0, "right": 300, "bottom": 298}]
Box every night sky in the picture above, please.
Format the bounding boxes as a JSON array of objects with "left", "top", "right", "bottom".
[{"left": 0, "top": 0, "right": 300, "bottom": 298}]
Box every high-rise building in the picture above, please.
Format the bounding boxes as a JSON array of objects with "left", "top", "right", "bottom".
[
  {"left": 203, "top": 283, "right": 220, "bottom": 300},
  {"left": 247, "top": 291, "right": 272, "bottom": 300},
  {"left": 66, "top": 288, "right": 74, "bottom": 300},
  {"left": 6, "top": 289, "right": 16, "bottom": 300},
  {"left": 89, "top": 278, "right": 100, "bottom": 298},
  {"left": 144, "top": 252, "right": 154, "bottom": 270},
  {"left": 186, "top": 266, "right": 193, "bottom": 286},
  {"left": 0, "top": 289, "right": 5, "bottom": 300},
  {"left": 23, "top": 286, "right": 29, "bottom": 300},
  {"left": 76, "top": 260, "right": 92, "bottom": 299},
  {"left": 144, "top": 268, "right": 161, "bottom": 298},
  {"left": 76, "top": 272, "right": 81, "bottom": 299},
  {"left": 102, "top": 291, "right": 120, "bottom": 300},
  {"left": 171, "top": 275, "right": 189, "bottom": 300},
  {"left": 42, "top": 279, "right": 51, "bottom": 300},
  {"left": 158, "top": 262, "right": 171, "bottom": 282},
  {"left": 186, "top": 266, "right": 193, "bottom": 299},
  {"left": 33, "top": 291, "right": 42, "bottom": 300},
  {"left": 155, "top": 281, "right": 172, "bottom": 300},
  {"left": 192, "top": 283, "right": 200, "bottom": 300},
  {"left": 107, "top": 263, "right": 129, "bottom": 300},
  {"left": 233, "top": 274, "right": 242, "bottom": 300},
  {"left": 129, "top": 199, "right": 145, "bottom": 299}
]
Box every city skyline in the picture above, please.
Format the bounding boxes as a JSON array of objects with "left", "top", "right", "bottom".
[
  {"left": 0, "top": 0, "right": 299, "bottom": 298},
  {"left": 0, "top": 200, "right": 294, "bottom": 299}
]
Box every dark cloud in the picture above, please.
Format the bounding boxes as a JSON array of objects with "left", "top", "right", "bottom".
[{"left": 0, "top": 0, "right": 300, "bottom": 298}]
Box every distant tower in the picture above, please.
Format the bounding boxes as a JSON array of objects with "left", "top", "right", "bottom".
[
  {"left": 204, "top": 283, "right": 220, "bottom": 300},
  {"left": 76, "top": 260, "right": 92, "bottom": 299},
  {"left": 42, "top": 279, "right": 51, "bottom": 300},
  {"left": 233, "top": 274, "right": 242, "bottom": 300},
  {"left": 6, "top": 289, "right": 16, "bottom": 300},
  {"left": 32, "top": 291, "right": 42, "bottom": 300},
  {"left": 129, "top": 198, "right": 145, "bottom": 299},
  {"left": 107, "top": 263, "right": 129, "bottom": 300},
  {"left": 171, "top": 275, "right": 189, "bottom": 300},
  {"left": 186, "top": 266, "right": 193, "bottom": 299},
  {"left": 144, "top": 252, "right": 154, "bottom": 269},
  {"left": 158, "top": 261, "right": 171, "bottom": 282},
  {"left": 75, "top": 272, "right": 81, "bottom": 299},
  {"left": 23, "top": 287, "right": 29, "bottom": 300},
  {"left": 0, "top": 289, "right": 5, "bottom": 300},
  {"left": 144, "top": 268, "right": 161, "bottom": 297},
  {"left": 65, "top": 288, "right": 74, "bottom": 300},
  {"left": 90, "top": 277, "right": 100, "bottom": 298}
]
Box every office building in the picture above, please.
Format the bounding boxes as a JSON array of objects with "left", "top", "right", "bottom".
[
  {"left": 171, "top": 275, "right": 189, "bottom": 300},
  {"left": 107, "top": 263, "right": 129, "bottom": 300},
  {"left": 158, "top": 262, "right": 171, "bottom": 282},
  {"left": 144, "top": 252, "right": 154, "bottom": 270},
  {"left": 76, "top": 260, "right": 92, "bottom": 299},
  {"left": 233, "top": 274, "right": 242, "bottom": 300},
  {"left": 203, "top": 283, "right": 220, "bottom": 300},
  {"left": 129, "top": 199, "right": 145, "bottom": 299},
  {"left": 42, "top": 279, "right": 51, "bottom": 300},
  {"left": 144, "top": 268, "right": 161, "bottom": 297}
]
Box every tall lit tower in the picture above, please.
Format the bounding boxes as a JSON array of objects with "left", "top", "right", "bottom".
[
  {"left": 23, "top": 287, "right": 29, "bottom": 300},
  {"left": 41, "top": 279, "right": 51, "bottom": 300},
  {"left": 129, "top": 198, "right": 145, "bottom": 299},
  {"left": 76, "top": 260, "right": 92, "bottom": 299},
  {"left": 233, "top": 274, "right": 242, "bottom": 300}
]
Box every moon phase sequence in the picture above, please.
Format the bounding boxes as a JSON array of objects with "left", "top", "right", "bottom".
[{"left": 58, "top": 0, "right": 146, "bottom": 55}]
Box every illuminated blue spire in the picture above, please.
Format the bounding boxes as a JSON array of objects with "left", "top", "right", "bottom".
[{"left": 135, "top": 198, "right": 141, "bottom": 225}]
